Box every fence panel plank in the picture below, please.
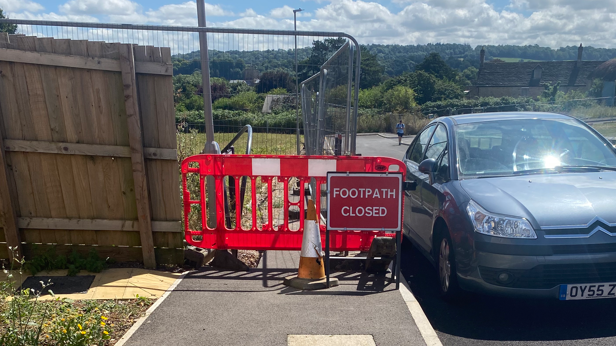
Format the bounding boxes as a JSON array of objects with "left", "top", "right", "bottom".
[{"left": 119, "top": 44, "right": 156, "bottom": 269}]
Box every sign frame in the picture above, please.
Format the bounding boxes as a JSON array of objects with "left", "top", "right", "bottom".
[
  {"left": 324, "top": 171, "right": 404, "bottom": 290},
  {"left": 326, "top": 172, "right": 403, "bottom": 232}
]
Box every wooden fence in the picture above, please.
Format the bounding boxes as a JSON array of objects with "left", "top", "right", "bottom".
[{"left": 0, "top": 33, "right": 183, "bottom": 267}]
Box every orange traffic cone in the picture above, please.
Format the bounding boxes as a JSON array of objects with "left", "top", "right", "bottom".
[{"left": 284, "top": 200, "right": 338, "bottom": 290}]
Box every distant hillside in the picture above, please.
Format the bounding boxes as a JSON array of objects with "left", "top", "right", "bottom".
[{"left": 173, "top": 43, "right": 616, "bottom": 78}]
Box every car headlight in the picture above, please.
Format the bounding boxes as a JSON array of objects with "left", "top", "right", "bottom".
[{"left": 466, "top": 200, "right": 537, "bottom": 239}]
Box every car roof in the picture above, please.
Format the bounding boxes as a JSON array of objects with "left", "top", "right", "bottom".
[{"left": 443, "top": 112, "right": 573, "bottom": 125}]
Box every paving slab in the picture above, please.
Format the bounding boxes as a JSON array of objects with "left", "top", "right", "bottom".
[
  {"left": 1, "top": 268, "right": 181, "bottom": 300},
  {"left": 124, "top": 250, "right": 426, "bottom": 346}
]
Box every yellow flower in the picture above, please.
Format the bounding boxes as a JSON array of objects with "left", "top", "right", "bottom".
[
  {"left": 103, "top": 331, "right": 109, "bottom": 335},
  {"left": 101, "top": 316, "right": 108, "bottom": 320},
  {"left": 81, "top": 331, "right": 86, "bottom": 335},
  {"left": 45, "top": 335, "right": 50, "bottom": 338},
  {"left": 62, "top": 329, "right": 67, "bottom": 334},
  {"left": 61, "top": 318, "right": 65, "bottom": 322},
  {"left": 100, "top": 322, "right": 106, "bottom": 326},
  {"left": 78, "top": 324, "right": 82, "bottom": 330}
]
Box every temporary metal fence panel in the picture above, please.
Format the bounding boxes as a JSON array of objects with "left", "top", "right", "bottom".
[
  {"left": 0, "top": 18, "right": 361, "bottom": 157},
  {"left": 181, "top": 154, "right": 405, "bottom": 251},
  {"left": 301, "top": 40, "right": 359, "bottom": 156}
]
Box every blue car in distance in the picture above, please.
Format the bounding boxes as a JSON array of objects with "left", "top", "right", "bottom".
[{"left": 402, "top": 112, "right": 616, "bottom": 301}]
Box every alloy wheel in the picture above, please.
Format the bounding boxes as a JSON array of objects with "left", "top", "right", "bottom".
[{"left": 439, "top": 238, "right": 451, "bottom": 293}]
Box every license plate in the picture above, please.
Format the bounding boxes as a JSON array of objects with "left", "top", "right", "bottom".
[{"left": 559, "top": 282, "right": 616, "bottom": 300}]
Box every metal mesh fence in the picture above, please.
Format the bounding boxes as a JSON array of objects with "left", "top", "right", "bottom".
[
  {"left": 301, "top": 41, "right": 358, "bottom": 155},
  {"left": 2, "top": 19, "right": 360, "bottom": 155}
]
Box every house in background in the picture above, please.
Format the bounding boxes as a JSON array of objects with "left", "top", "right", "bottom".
[{"left": 467, "top": 45, "right": 605, "bottom": 98}]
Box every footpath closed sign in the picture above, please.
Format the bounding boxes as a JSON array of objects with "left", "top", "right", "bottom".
[{"left": 326, "top": 172, "right": 402, "bottom": 231}]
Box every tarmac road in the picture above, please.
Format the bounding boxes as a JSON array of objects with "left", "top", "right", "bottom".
[{"left": 356, "top": 134, "right": 616, "bottom": 346}]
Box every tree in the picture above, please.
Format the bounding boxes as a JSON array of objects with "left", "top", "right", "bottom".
[
  {"left": 0, "top": 9, "right": 17, "bottom": 34},
  {"left": 257, "top": 70, "right": 293, "bottom": 94},
  {"left": 381, "top": 71, "right": 437, "bottom": 105},
  {"left": 383, "top": 86, "right": 416, "bottom": 112},
  {"left": 360, "top": 46, "right": 385, "bottom": 89},
  {"left": 298, "top": 38, "right": 346, "bottom": 82},
  {"left": 416, "top": 53, "right": 456, "bottom": 80},
  {"left": 460, "top": 67, "right": 479, "bottom": 86},
  {"left": 433, "top": 79, "right": 464, "bottom": 101}
]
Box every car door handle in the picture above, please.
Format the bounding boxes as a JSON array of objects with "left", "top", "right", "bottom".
[{"left": 404, "top": 181, "right": 417, "bottom": 191}]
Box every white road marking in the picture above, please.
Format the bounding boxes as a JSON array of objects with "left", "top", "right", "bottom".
[
  {"left": 400, "top": 275, "right": 443, "bottom": 346},
  {"left": 288, "top": 335, "right": 376, "bottom": 346}
]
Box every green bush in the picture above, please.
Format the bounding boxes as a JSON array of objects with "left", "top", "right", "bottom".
[
  {"left": 24, "top": 248, "right": 108, "bottom": 276},
  {"left": 358, "top": 86, "right": 384, "bottom": 109},
  {"left": 213, "top": 92, "right": 262, "bottom": 112},
  {"left": 268, "top": 88, "right": 289, "bottom": 95},
  {"left": 383, "top": 86, "right": 417, "bottom": 112}
]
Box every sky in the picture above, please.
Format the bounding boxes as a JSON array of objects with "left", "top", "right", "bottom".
[{"left": 1, "top": 0, "right": 616, "bottom": 48}]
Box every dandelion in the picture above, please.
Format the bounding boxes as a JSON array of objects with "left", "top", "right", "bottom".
[
  {"left": 63, "top": 329, "right": 67, "bottom": 334},
  {"left": 81, "top": 331, "right": 86, "bottom": 335},
  {"left": 100, "top": 322, "right": 106, "bottom": 326},
  {"left": 78, "top": 324, "right": 82, "bottom": 330},
  {"left": 45, "top": 335, "right": 50, "bottom": 338},
  {"left": 61, "top": 318, "right": 65, "bottom": 322},
  {"left": 103, "top": 331, "right": 109, "bottom": 335},
  {"left": 101, "top": 316, "right": 108, "bottom": 320}
]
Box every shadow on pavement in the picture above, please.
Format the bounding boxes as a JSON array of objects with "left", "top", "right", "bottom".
[{"left": 401, "top": 240, "right": 616, "bottom": 343}]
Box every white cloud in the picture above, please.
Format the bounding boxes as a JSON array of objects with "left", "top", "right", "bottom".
[
  {"left": 60, "top": 0, "right": 141, "bottom": 16},
  {"left": 240, "top": 9, "right": 258, "bottom": 17},
  {"left": 270, "top": 5, "right": 309, "bottom": 19},
  {"left": 0, "top": 0, "right": 44, "bottom": 13},
  {"left": 13, "top": 11, "right": 98, "bottom": 22},
  {"left": 5, "top": 0, "right": 616, "bottom": 49}
]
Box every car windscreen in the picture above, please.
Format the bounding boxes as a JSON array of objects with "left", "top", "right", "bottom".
[{"left": 455, "top": 119, "right": 616, "bottom": 177}]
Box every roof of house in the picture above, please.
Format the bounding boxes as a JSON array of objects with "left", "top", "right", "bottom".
[{"left": 475, "top": 60, "right": 605, "bottom": 87}]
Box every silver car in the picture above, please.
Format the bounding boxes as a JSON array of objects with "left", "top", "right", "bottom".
[{"left": 403, "top": 112, "right": 616, "bottom": 301}]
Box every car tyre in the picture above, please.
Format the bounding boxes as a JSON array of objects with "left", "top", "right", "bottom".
[{"left": 437, "top": 231, "right": 462, "bottom": 302}]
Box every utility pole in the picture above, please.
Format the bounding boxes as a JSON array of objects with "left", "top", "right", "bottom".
[{"left": 294, "top": 8, "right": 303, "bottom": 155}]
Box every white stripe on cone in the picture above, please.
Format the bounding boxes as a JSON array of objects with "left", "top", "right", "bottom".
[{"left": 300, "top": 219, "right": 322, "bottom": 258}]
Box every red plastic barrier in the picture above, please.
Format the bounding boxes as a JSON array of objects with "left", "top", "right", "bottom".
[{"left": 181, "top": 154, "right": 405, "bottom": 251}]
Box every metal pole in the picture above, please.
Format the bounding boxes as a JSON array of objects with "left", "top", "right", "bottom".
[
  {"left": 197, "top": 0, "right": 219, "bottom": 229},
  {"left": 345, "top": 44, "right": 354, "bottom": 155},
  {"left": 351, "top": 45, "right": 361, "bottom": 155},
  {"left": 294, "top": 9, "right": 302, "bottom": 155},
  {"left": 197, "top": 0, "right": 215, "bottom": 151}
]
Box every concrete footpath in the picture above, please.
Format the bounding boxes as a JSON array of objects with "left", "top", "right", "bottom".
[{"left": 123, "top": 251, "right": 431, "bottom": 346}]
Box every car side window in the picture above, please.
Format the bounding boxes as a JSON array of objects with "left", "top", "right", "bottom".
[
  {"left": 408, "top": 125, "right": 436, "bottom": 163},
  {"left": 435, "top": 150, "right": 450, "bottom": 183},
  {"left": 424, "top": 124, "right": 448, "bottom": 161}
]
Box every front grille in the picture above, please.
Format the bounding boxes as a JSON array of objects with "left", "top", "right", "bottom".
[
  {"left": 552, "top": 243, "right": 616, "bottom": 255},
  {"left": 542, "top": 222, "right": 616, "bottom": 237},
  {"left": 480, "top": 262, "right": 616, "bottom": 289}
]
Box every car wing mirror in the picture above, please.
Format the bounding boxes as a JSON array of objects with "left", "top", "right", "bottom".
[{"left": 418, "top": 158, "right": 437, "bottom": 174}]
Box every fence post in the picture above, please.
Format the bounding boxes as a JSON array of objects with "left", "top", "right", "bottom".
[
  {"left": 119, "top": 44, "right": 156, "bottom": 269},
  {"left": 0, "top": 133, "right": 21, "bottom": 262}
]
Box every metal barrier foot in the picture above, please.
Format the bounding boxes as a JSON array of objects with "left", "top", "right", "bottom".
[{"left": 283, "top": 276, "right": 339, "bottom": 290}]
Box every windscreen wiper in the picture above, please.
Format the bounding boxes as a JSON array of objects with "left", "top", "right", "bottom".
[
  {"left": 556, "top": 165, "right": 616, "bottom": 172},
  {"left": 512, "top": 168, "right": 558, "bottom": 175}
]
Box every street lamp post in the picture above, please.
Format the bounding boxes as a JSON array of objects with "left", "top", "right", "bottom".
[{"left": 294, "top": 8, "right": 303, "bottom": 155}]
